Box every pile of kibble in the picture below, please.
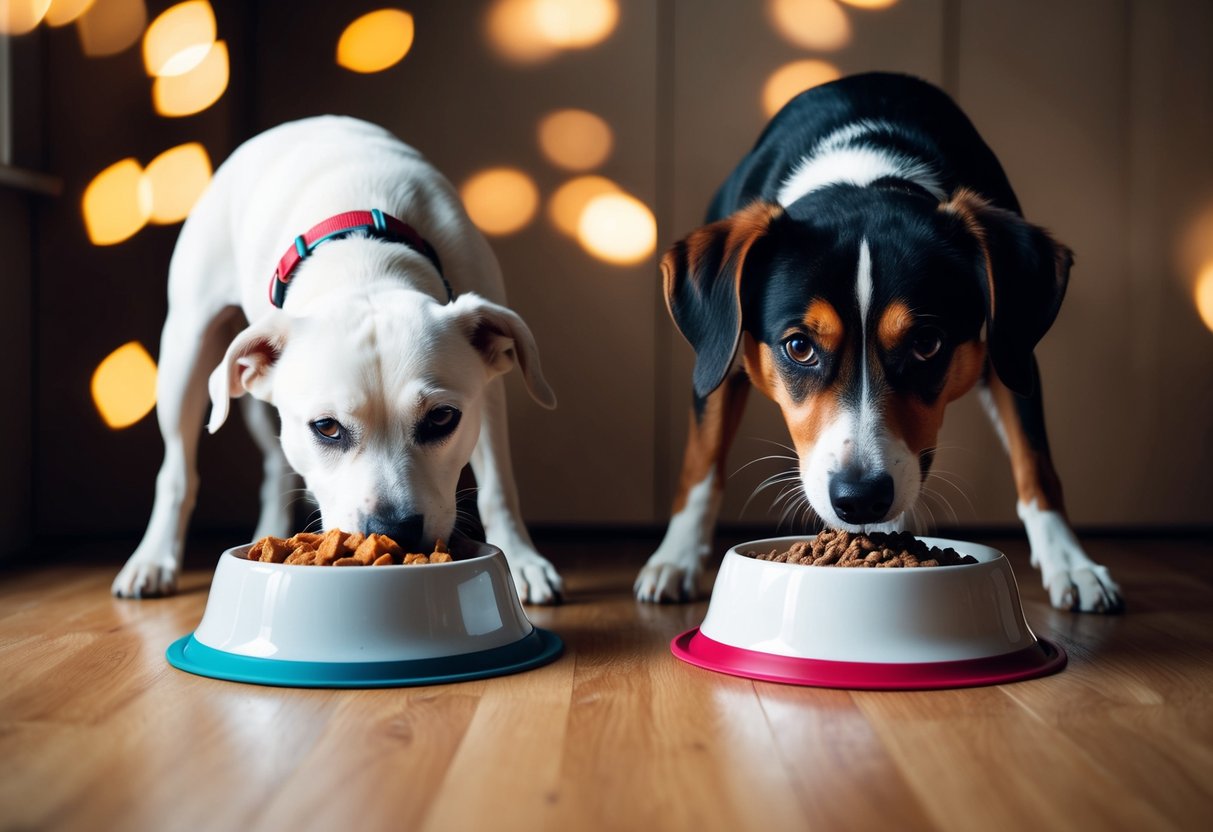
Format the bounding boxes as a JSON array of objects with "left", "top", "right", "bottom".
[{"left": 743, "top": 530, "right": 977, "bottom": 568}]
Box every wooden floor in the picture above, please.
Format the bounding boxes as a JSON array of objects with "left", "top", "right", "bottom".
[{"left": 2, "top": 532, "right": 1212, "bottom": 831}]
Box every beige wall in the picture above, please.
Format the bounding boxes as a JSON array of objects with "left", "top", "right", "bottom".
[{"left": 20, "top": 0, "right": 1213, "bottom": 538}]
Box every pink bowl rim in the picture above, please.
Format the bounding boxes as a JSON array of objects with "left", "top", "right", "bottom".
[{"left": 671, "top": 627, "right": 1066, "bottom": 690}]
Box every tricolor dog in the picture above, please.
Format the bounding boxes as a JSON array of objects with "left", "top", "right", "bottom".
[
  {"left": 636, "top": 73, "right": 1122, "bottom": 613},
  {"left": 113, "top": 116, "right": 564, "bottom": 604}
]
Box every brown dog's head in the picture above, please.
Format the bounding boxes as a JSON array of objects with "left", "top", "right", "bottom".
[{"left": 663, "top": 187, "right": 1071, "bottom": 529}]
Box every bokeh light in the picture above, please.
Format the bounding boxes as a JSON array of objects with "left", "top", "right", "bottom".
[
  {"left": 767, "top": 0, "right": 851, "bottom": 51},
  {"left": 336, "top": 8, "right": 415, "bottom": 73},
  {"left": 1196, "top": 262, "right": 1213, "bottom": 333},
  {"left": 142, "top": 0, "right": 215, "bottom": 77},
  {"left": 577, "top": 191, "right": 656, "bottom": 266},
  {"left": 44, "top": 0, "right": 96, "bottom": 27},
  {"left": 152, "top": 40, "right": 229, "bottom": 116},
  {"left": 486, "top": 0, "right": 618, "bottom": 63},
  {"left": 762, "top": 59, "right": 841, "bottom": 117},
  {"left": 486, "top": 0, "right": 558, "bottom": 63},
  {"left": 534, "top": 0, "right": 617, "bottom": 48},
  {"left": 461, "top": 168, "right": 540, "bottom": 236},
  {"left": 538, "top": 109, "right": 613, "bottom": 171},
  {"left": 1, "top": 0, "right": 52, "bottom": 35},
  {"left": 837, "top": 0, "right": 898, "bottom": 9},
  {"left": 548, "top": 175, "right": 619, "bottom": 236},
  {"left": 92, "top": 341, "right": 158, "bottom": 429},
  {"left": 82, "top": 158, "right": 152, "bottom": 246},
  {"left": 76, "top": 0, "right": 147, "bottom": 56},
  {"left": 143, "top": 142, "right": 212, "bottom": 224}
]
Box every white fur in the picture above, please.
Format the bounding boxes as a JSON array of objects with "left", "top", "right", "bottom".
[
  {"left": 800, "top": 241, "right": 918, "bottom": 531},
  {"left": 1018, "top": 499, "right": 1122, "bottom": 612},
  {"left": 776, "top": 121, "right": 946, "bottom": 207},
  {"left": 635, "top": 470, "right": 719, "bottom": 602},
  {"left": 112, "top": 116, "right": 563, "bottom": 604}
]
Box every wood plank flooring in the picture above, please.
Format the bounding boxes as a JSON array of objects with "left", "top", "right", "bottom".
[{"left": 1, "top": 532, "right": 1211, "bottom": 831}]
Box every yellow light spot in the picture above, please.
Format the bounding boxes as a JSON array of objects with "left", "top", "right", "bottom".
[
  {"left": 548, "top": 175, "right": 619, "bottom": 236},
  {"left": 461, "top": 168, "right": 539, "bottom": 236},
  {"left": 83, "top": 158, "right": 152, "bottom": 246},
  {"left": 767, "top": 0, "right": 851, "bottom": 51},
  {"left": 143, "top": 143, "right": 212, "bottom": 225},
  {"left": 152, "top": 40, "right": 229, "bottom": 117},
  {"left": 92, "top": 341, "right": 158, "bottom": 429},
  {"left": 1, "top": 0, "right": 52, "bottom": 35},
  {"left": 336, "top": 8, "right": 415, "bottom": 73},
  {"left": 486, "top": 0, "right": 557, "bottom": 64},
  {"left": 762, "top": 59, "right": 842, "bottom": 118},
  {"left": 533, "top": 0, "right": 617, "bottom": 49},
  {"left": 75, "top": 0, "right": 147, "bottom": 56},
  {"left": 142, "top": 0, "right": 214, "bottom": 77},
  {"left": 577, "top": 191, "right": 656, "bottom": 266},
  {"left": 1196, "top": 263, "right": 1213, "bottom": 333},
  {"left": 837, "top": 0, "right": 898, "bottom": 9},
  {"left": 538, "top": 109, "right": 613, "bottom": 172},
  {"left": 45, "top": 0, "right": 94, "bottom": 29}
]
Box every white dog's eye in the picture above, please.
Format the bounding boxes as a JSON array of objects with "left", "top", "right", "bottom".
[
  {"left": 416, "top": 406, "right": 462, "bottom": 444},
  {"left": 311, "top": 418, "right": 344, "bottom": 441},
  {"left": 911, "top": 330, "right": 943, "bottom": 361}
]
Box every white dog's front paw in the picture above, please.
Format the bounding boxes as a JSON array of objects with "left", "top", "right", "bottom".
[
  {"left": 1020, "top": 501, "right": 1124, "bottom": 614},
  {"left": 504, "top": 548, "right": 564, "bottom": 605},
  {"left": 112, "top": 556, "right": 180, "bottom": 599}
]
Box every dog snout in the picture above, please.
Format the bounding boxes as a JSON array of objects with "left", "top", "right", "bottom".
[
  {"left": 828, "top": 470, "right": 895, "bottom": 525},
  {"left": 361, "top": 512, "right": 425, "bottom": 548}
]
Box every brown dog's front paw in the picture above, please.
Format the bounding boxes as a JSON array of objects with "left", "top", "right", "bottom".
[{"left": 634, "top": 562, "right": 702, "bottom": 603}]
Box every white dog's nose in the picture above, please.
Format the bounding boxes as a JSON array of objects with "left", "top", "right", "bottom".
[{"left": 362, "top": 512, "right": 424, "bottom": 548}]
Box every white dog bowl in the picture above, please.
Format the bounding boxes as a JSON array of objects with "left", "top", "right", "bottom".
[
  {"left": 672, "top": 535, "right": 1065, "bottom": 690},
  {"left": 167, "top": 542, "right": 562, "bottom": 687}
]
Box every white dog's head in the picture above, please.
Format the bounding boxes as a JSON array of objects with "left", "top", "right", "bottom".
[{"left": 208, "top": 272, "right": 554, "bottom": 550}]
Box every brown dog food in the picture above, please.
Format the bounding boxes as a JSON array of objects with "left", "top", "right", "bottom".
[
  {"left": 743, "top": 530, "right": 977, "bottom": 568},
  {"left": 247, "top": 529, "right": 453, "bottom": 566}
]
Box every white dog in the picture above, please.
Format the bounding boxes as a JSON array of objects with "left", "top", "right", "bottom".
[{"left": 113, "top": 116, "right": 564, "bottom": 604}]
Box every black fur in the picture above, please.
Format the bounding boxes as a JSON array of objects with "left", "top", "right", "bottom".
[{"left": 665, "top": 72, "right": 1070, "bottom": 401}]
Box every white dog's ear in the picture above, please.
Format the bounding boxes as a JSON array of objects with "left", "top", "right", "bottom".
[
  {"left": 207, "top": 311, "right": 291, "bottom": 433},
  {"left": 449, "top": 293, "right": 557, "bottom": 409}
]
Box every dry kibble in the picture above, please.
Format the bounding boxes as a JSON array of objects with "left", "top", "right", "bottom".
[
  {"left": 247, "top": 530, "right": 455, "bottom": 567},
  {"left": 743, "top": 531, "right": 977, "bottom": 568}
]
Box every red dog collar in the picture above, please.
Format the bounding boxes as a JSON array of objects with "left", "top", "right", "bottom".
[{"left": 269, "top": 208, "right": 449, "bottom": 308}]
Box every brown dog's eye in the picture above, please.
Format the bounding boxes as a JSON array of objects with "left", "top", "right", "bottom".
[
  {"left": 911, "top": 331, "right": 943, "bottom": 361},
  {"left": 784, "top": 336, "right": 818, "bottom": 366},
  {"left": 311, "top": 418, "right": 343, "bottom": 441}
]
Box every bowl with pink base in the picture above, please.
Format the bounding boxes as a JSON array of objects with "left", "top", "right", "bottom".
[
  {"left": 166, "top": 541, "right": 562, "bottom": 688},
  {"left": 671, "top": 535, "right": 1065, "bottom": 690}
]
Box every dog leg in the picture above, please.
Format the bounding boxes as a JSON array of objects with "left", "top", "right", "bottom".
[
  {"left": 981, "top": 364, "right": 1123, "bottom": 612},
  {"left": 239, "top": 396, "right": 301, "bottom": 540},
  {"left": 112, "top": 305, "right": 240, "bottom": 598},
  {"left": 470, "top": 377, "right": 563, "bottom": 604},
  {"left": 636, "top": 373, "right": 751, "bottom": 602}
]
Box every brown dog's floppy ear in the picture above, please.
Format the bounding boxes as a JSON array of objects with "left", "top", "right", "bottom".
[
  {"left": 663, "top": 200, "right": 784, "bottom": 400},
  {"left": 448, "top": 293, "right": 557, "bottom": 410},
  {"left": 941, "top": 189, "right": 1071, "bottom": 397},
  {"left": 207, "top": 311, "right": 291, "bottom": 433}
]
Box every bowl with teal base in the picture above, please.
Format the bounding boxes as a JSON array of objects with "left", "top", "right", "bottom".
[{"left": 167, "top": 541, "right": 562, "bottom": 688}]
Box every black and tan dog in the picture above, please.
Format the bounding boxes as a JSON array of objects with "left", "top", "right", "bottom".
[{"left": 635, "top": 73, "right": 1122, "bottom": 613}]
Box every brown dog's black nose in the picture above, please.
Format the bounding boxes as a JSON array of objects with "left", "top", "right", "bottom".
[
  {"left": 362, "top": 512, "right": 424, "bottom": 548},
  {"left": 828, "top": 471, "right": 894, "bottom": 525}
]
